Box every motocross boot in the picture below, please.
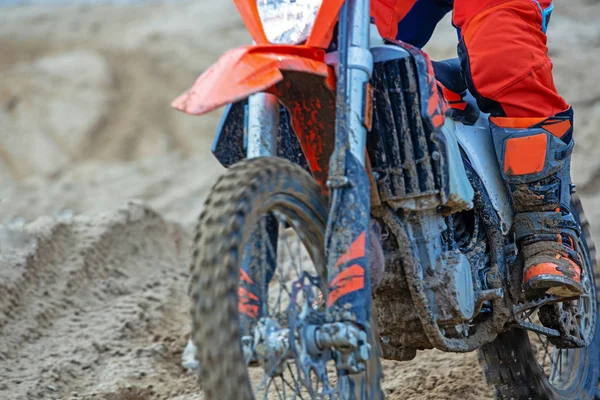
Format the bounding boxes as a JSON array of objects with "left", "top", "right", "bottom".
[{"left": 492, "top": 108, "right": 584, "bottom": 299}]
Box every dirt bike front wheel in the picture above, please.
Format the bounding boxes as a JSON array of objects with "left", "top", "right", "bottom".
[{"left": 190, "top": 157, "right": 383, "bottom": 400}]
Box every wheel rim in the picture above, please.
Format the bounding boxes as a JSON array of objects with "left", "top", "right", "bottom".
[{"left": 242, "top": 208, "right": 353, "bottom": 399}]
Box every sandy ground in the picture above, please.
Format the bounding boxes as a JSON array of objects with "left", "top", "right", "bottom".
[{"left": 2, "top": 1, "right": 600, "bottom": 399}]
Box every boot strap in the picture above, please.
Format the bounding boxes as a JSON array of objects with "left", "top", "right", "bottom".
[
  {"left": 520, "top": 232, "right": 584, "bottom": 267},
  {"left": 556, "top": 139, "right": 574, "bottom": 160},
  {"left": 514, "top": 211, "right": 581, "bottom": 242}
]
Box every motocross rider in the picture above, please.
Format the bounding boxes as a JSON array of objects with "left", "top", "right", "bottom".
[{"left": 371, "top": 0, "right": 583, "bottom": 299}]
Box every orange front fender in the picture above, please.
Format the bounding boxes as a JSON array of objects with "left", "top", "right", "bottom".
[{"left": 172, "top": 45, "right": 334, "bottom": 115}]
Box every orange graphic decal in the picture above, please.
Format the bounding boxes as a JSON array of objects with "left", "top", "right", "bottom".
[
  {"left": 448, "top": 101, "right": 468, "bottom": 111},
  {"left": 327, "top": 264, "right": 365, "bottom": 306},
  {"left": 431, "top": 114, "right": 445, "bottom": 128},
  {"left": 240, "top": 268, "right": 254, "bottom": 284},
  {"left": 335, "top": 231, "right": 366, "bottom": 269},
  {"left": 504, "top": 134, "right": 547, "bottom": 176},
  {"left": 238, "top": 286, "right": 259, "bottom": 318},
  {"left": 440, "top": 84, "right": 462, "bottom": 102},
  {"left": 490, "top": 116, "right": 546, "bottom": 129},
  {"left": 427, "top": 86, "right": 440, "bottom": 116},
  {"left": 543, "top": 119, "right": 571, "bottom": 139}
]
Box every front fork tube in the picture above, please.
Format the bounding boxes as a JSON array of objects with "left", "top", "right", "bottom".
[
  {"left": 326, "top": 154, "right": 372, "bottom": 325},
  {"left": 247, "top": 92, "right": 279, "bottom": 158},
  {"left": 326, "top": 0, "right": 373, "bottom": 327},
  {"left": 346, "top": 0, "right": 373, "bottom": 166},
  {"left": 239, "top": 92, "right": 280, "bottom": 334}
]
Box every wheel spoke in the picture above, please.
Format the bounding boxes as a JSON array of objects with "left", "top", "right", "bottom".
[
  {"left": 257, "top": 367, "right": 270, "bottom": 392},
  {"left": 281, "top": 376, "right": 287, "bottom": 399},
  {"left": 274, "top": 377, "right": 283, "bottom": 400},
  {"left": 260, "top": 217, "right": 273, "bottom": 317},
  {"left": 263, "top": 377, "right": 273, "bottom": 400},
  {"left": 522, "top": 307, "right": 538, "bottom": 322},
  {"left": 287, "top": 363, "right": 305, "bottom": 399},
  {"left": 537, "top": 328, "right": 550, "bottom": 372}
]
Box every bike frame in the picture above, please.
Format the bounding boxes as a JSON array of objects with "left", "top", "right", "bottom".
[{"left": 174, "top": 0, "right": 375, "bottom": 327}]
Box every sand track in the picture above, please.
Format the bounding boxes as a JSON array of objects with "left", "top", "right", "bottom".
[
  {"left": 0, "top": 203, "right": 197, "bottom": 399},
  {"left": 2, "top": 0, "right": 600, "bottom": 398},
  {"left": 0, "top": 200, "right": 492, "bottom": 400}
]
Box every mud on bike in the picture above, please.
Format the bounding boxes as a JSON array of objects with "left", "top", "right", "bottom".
[{"left": 173, "top": 0, "right": 600, "bottom": 398}]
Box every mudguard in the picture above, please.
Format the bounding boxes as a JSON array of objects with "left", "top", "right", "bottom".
[
  {"left": 172, "top": 45, "right": 337, "bottom": 187},
  {"left": 172, "top": 45, "right": 333, "bottom": 116},
  {"left": 209, "top": 72, "right": 337, "bottom": 188}
]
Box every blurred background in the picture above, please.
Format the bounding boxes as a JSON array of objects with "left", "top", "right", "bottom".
[{"left": 1, "top": 1, "right": 599, "bottom": 399}]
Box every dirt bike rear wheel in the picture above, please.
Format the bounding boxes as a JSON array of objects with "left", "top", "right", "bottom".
[
  {"left": 479, "top": 196, "right": 600, "bottom": 400},
  {"left": 189, "top": 157, "right": 383, "bottom": 399}
]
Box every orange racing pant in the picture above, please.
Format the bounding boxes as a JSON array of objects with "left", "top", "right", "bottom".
[{"left": 371, "top": 0, "right": 570, "bottom": 118}]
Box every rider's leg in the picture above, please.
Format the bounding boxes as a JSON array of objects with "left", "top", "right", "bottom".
[
  {"left": 454, "top": 0, "right": 583, "bottom": 298},
  {"left": 371, "top": 0, "right": 452, "bottom": 47}
]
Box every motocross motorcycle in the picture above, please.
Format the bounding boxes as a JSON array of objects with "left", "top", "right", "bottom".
[{"left": 173, "top": 0, "right": 600, "bottom": 398}]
